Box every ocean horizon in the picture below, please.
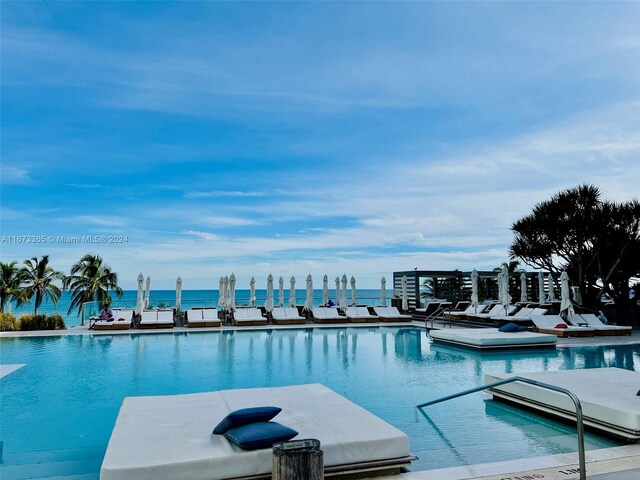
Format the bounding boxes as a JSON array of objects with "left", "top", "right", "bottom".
[{"left": 6, "top": 289, "right": 393, "bottom": 327}]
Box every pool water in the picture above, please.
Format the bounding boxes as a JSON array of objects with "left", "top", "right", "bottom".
[{"left": 0, "top": 327, "right": 637, "bottom": 479}]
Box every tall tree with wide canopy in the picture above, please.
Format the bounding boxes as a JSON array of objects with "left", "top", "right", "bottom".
[
  {"left": 64, "top": 254, "right": 123, "bottom": 316},
  {"left": 20, "top": 255, "right": 65, "bottom": 314},
  {"left": 509, "top": 185, "right": 640, "bottom": 308},
  {"left": 0, "top": 261, "right": 26, "bottom": 313}
]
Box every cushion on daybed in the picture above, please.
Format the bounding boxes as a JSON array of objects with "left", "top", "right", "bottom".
[
  {"left": 499, "top": 323, "right": 519, "bottom": 333},
  {"left": 212, "top": 406, "right": 282, "bottom": 434},
  {"left": 223, "top": 421, "right": 298, "bottom": 450},
  {"left": 555, "top": 323, "right": 568, "bottom": 329}
]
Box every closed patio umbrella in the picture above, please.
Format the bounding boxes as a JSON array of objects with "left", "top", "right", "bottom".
[
  {"left": 144, "top": 276, "right": 151, "bottom": 309},
  {"left": 547, "top": 273, "right": 556, "bottom": 302},
  {"left": 335, "top": 276, "right": 340, "bottom": 305},
  {"left": 538, "top": 272, "right": 545, "bottom": 303},
  {"left": 265, "top": 274, "right": 274, "bottom": 312},
  {"left": 176, "top": 276, "right": 182, "bottom": 310},
  {"left": 380, "top": 276, "right": 387, "bottom": 306},
  {"left": 304, "top": 274, "right": 313, "bottom": 311},
  {"left": 401, "top": 275, "right": 408, "bottom": 312},
  {"left": 350, "top": 276, "right": 357, "bottom": 306},
  {"left": 322, "top": 275, "right": 329, "bottom": 306},
  {"left": 560, "top": 271, "right": 574, "bottom": 321},
  {"left": 519, "top": 272, "right": 528, "bottom": 303},
  {"left": 218, "top": 276, "right": 226, "bottom": 310},
  {"left": 470, "top": 269, "right": 479, "bottom": 312},
  {"left": 289, "top": 276, "right": 296, "bottom": 307},
  {"left": 500, "top": 265, "right": 511, "bottom": 314},
  {"left": 135, "top": 273, "right": 144, "bottom": 315},
  {"left": 249, "top": 276, "right": 256, "bottom": 307},
  {"left": 278, "top": 276, "right": 284, "bottom": 307},
  {"left": 229, "top": 274, "right": 236, "bottom": 311},
  {"left": 340, "top": 274, "right": 348, "bottom": 309}
]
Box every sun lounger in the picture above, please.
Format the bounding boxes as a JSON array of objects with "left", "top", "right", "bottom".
[
  {"left": 101, "top": 383, "right": 413, "bottom": 480},
  {"left": 186, "top": 309, "right": 206, "bottom": 328},
  {"left": 444, "top": 304, "right": 488, "bottom": 320},
  {"left": 271, "top": 307, "right": 306, "bottom": 325},
  {"left": 157, "top": 309, "right": 175, "bottom": 328},
  {"left": 310, "top": 307, "right": 346, "bottom": 324},
  {"left": 345, "top": 306, "right": 379, "bottom": 323},
  {"left": 574, "top": 314, "right": 632, "bottom": 336},
  {"left": 530, "top": 315, "right": 594, "bottom": 337},
  {"left": 490, "top": 307, "right": 548, "bottom": 323},
  {"left": 232, "top": 308, "right": 267, "bottom": 326},
  {"left": 139, "top": 309, "right": 174, "bottom": 329},
  {"left": 202, "top": 308, "right": 221, "bottom": 327},
  {"left": 372, "top": 306, "right": 413, "bottom": 322},
  {"left": 93, "top": 309, "right": 134, "bottom": 330},
  {"left": 466, "top": 304, "right": 517, "bottom": 321},
  {"left": 414, "top": 301, "right": 443, "bottom": 316}
]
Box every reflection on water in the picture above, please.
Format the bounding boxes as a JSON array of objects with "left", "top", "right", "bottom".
[{"left": 0, "top": 327, "right": 638, "bottom": 478}]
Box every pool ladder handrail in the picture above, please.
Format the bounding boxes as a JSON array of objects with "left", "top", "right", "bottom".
[{"left": 417, "top": 376, "right": 586, "bottom": 480}]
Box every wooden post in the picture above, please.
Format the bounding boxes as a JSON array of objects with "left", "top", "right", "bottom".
[{"left": 273, "top": 438, "right": 323, "bottom": 480}]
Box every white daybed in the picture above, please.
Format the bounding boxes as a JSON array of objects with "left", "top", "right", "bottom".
[
  {"left": 270, "top": 307, "right": 306, "bottom": 325},
  {"left": 345, "top": 306, "right": 378, "bottom": 323},
  {"left": 429, "top": 327, "right": 557, "bottom": 350},
  {"left": 310, "top": 307, "right": 347, "bottom": 324},
  {"left": 93, "top": 309, "right": 134, "bottom": 331},
  {"left": 530, "top": 315, "right": 594, "bottom": 337},
  {"left": 232, "top": 308, "right": 267, "bottom": 326},
  {"left": 372, "top": 307, "right": 413, "bottom": 322}
]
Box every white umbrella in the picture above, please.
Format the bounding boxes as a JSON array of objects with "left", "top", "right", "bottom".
[
  {"left": 519, "top": 272, "right": 528, "bottom": 303},
  {"left": 500, "top": 265, "right": 511, "bottom": 314},
  {"left": 135, "top": 273, "right": 144, "bottom": 314},
  {"left": 144, "top": 276, "right": 151, "bottom": 309},
  {"left": 496, "top": 271, "right": 503, "bottom": 302},
  {"left": 560, "top": 271, "right": 574, "bottom": 321},
  {"left": 176, "top": 276, "right": 182, "bottom": 310},
  {"left": 547, "top": 273, "right": 556, "bottom": 302},
  {"left": 380, "top": 276, "right": 387, "bottom": 306},
  {"left": 278, "top": 276, "right": 284, "bottom": 307},
  {"left": 470, "top": 269, "right": 479, "bottom": 312},
  {"left": 289, "top": 276, "right": 296, "bottom": 307},
  {"left": 265, "top": 274, "right": 274, "bottom": 312},
  {"left": 335, "top": 276, "right": 340, "bottom": 305},
  {"left": 538, "top": 271, "right": 545, "bottom": 303},
  {"left": 229, "top": 273, "right": 236, "bottom": 311},
  {"left": 401, "top": 275, "right": 408, "bottom": 312},
  {"left": 322, "top": 274, "right": 329, "bottom": 306},
  {"left": 249, "top": 276, "right": 256, "bottom": 307},
  {"left": 350, "top": 276, "right": 357, "bottom": 306},
  {"left": 218, "top": 276, "right": 226, "bottom": 310},
  {"left": 340, "top": 274, "right": 348, "bottom": 309},
  {"left": 304, "top": 274, "right": 313, "bottom": 311}
]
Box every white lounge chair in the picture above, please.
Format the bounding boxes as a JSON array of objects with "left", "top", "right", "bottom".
[
  {"left": 93, "top": 309, "right": 133, "bottom": 331},
  {"left": 372, "top": 306, "right": 412, "bottom": 322},
  {"left": 530, "top": 315, "right": 594, "bottom": 337},
  {"left": 186, "top": 309, "right": 205, "bottom": 328},
  {"left": 444, "top": 304, "right": 488, "bottom": 319},
  {"left": 139, "top": 310, "right": 158, "bottom": 329},
  {"left": 466, "top": 304, "right": 517, "bottom": 320},
  {"left": 574, "top": 314, "right": 632, "bottom": 336},
  {"left": 187, "top": 308, "right": 221, "bottom": 328},
  {"left": 202, "top": 308, "right": 221, "bottom": 327},
  {"left": 232, "top": 308, "right": 267, "bottom": 326},
  {"left": 271, "top": 307, "right": 305, "bottom": 325},
  {"left": 156, "top": 309, "right": 175, "bottom": 328},
  {"left": 310, "top": 307, "right": 346, "bottom": 324},
  {"left": 490, "top": 307, "right": 548, "bottom": 323},
  {"left": 345, "top": 306, "right": 378, "bottom": 323}
]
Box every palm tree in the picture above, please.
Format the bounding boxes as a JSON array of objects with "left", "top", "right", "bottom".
[
  {"left": 493, "top": 260, "right": 523, "bottom": 273},
  {"left": 0, "top": 261, "right": 26, "bottom": 313},
  {"left": 64, "top": 254, "right": 123, "bottom": 316},
  {"left": 21, "top": 255, "right": 65, "bottom": 314}
]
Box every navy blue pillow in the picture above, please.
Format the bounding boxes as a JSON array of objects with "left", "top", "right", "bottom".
[
  {"left": 224, "top": 421, "right": 298, "bottom": 450},
  {"left": 517, "top": 326, "right": 530, "bottom": 332},
  {"left": 212, "top": 406, "right": 282, "bottom": 435},
  {"left": 499, "top": 323, "right": 519, "bottom": 333}
]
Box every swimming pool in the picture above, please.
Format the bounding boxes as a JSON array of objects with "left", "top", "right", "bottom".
[{"left": 1, "top": 327, "right": 637, "bottom": 479}]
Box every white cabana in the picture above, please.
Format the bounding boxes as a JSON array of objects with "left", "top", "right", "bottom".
[
  {"left": 500, "top": 265, "right": 511, "bottom": 314},
  {"left": 560, "top": 271, "right": 575, "bottom": 321},
  {"left": 322, "top": 274, "right": 329, "bottom": 306},
  {"left": 144, "top": 276, "right": 151, "bottom": 309},
  {"left": 135, "top": 273, "right": 144, "bottom": 315},
  {"left": 340, "top": 274, "right": 348, "bottom": 309},
  {"left": 176, "top": 276, "right": 182, "bottom": 310},
  {"left": 520, "top": 272, "right": 528, "bottom": 303},
  {"left": 304, "top": 274, "right": 313, "bottom": 311},
  {"left": 350, "top": 276, "right": 357, "bottom": 306},
  {"left": 335, "top": 276, "right": 340, "bottom": 305},
  {"left": 265, "top": 274, "right": 274, "bottom": 313},
  {"left": 470, "top": 269, "right": 479, "bottom": 312},
  {"left": 229, "top": 274, "right": 236, "bottom": 311},
  {"left": 249, "top": 277, "right": 256, "bottom": 307},
  {"left": 289, "top": 276, "right": 297, "bottom": 308},
  {"left": 401, "top": 275, "right": 408, "bottom": 312},
  {"left": 538, "top": 271, "right": 545, "bottom": 303},
  {"left": 380, "top": 276, "right": 387, "bottom": 306},
  {"left": 547, "top": 273, "right": 556, "bottom": 302},
  {"left": 278, "top": 276, "right": 284, "bottom": 307}
]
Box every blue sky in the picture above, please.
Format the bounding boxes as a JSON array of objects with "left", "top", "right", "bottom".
[{"left": 1, "top": 1, "right": 639, "bottom": 289}]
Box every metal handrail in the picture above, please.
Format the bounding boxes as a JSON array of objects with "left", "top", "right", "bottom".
[{"left": 417, "top": 376, "right": 586, "bottom": 480}]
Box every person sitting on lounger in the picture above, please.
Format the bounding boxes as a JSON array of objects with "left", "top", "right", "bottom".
[
  {"left": 327, "top": 299, "right": 335, "bottom": 307},
  {"left": 99, "top": 303, "right": 114, "bottom": 321}
]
